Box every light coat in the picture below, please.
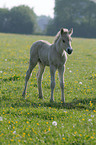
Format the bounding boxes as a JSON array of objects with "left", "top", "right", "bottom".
[{"left": 22, "top": 28, "right": 73, "bottom": 103}]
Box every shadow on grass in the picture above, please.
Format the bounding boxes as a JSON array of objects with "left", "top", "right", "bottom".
[
  {"left": 1, "top": 97, "right": 96, "bottom": 120},
  {"left": 11, "top": 97, "right": 96, "bottom": 111}
]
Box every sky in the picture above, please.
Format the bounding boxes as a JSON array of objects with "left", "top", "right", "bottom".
[{"left": 0, "top": 0, "right": 55, "bottom": 18}]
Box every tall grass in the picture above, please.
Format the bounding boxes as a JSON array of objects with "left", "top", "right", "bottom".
[{"left": 0, "top": 33, "right": 96, "bottom": 144}]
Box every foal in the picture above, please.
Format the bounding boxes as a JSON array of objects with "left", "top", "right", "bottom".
[{"left": 22, "top": 28, "right": 73, "bottom": 103}]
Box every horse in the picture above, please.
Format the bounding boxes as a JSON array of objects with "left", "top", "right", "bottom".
[{"left": 22, "top": 28, "right": 73, "bottom": 103}]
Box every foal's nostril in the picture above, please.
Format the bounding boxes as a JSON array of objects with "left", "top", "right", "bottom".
[
  {"left": 66, "top": 47, "right": 73, "bottom": 54},
  {"left": 68, "top": 48, "right": 73, "bottom": 54}
]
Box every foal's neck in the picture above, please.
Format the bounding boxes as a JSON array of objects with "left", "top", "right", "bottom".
[{"left": 55, "top": 42, "right": 65, "bottom": 56}]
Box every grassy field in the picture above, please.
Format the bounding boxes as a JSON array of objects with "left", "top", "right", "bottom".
[{"left": 0, "top": 33, "right": 96, "bottom": 145}]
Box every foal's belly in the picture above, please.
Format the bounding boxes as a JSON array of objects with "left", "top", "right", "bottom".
[{"left": 38, "top": 47, "right": 50, "bottom": 66}]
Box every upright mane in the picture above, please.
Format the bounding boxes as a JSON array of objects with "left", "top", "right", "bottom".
[
  {"left": 54, "top": 28, "right": 68, "bottom": 43},
  {"left": 22, "top": 27, "right": 73, "bottom": 103}
]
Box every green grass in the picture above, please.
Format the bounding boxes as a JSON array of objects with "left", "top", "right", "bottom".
[{"left": 0, "top": 33, "right": 96, "bottom": 145}]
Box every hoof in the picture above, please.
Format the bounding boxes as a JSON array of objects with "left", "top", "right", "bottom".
[
  {"left": 61, "top": 102, "right": 65, "bottom": 105},
  {"left": 39, "top": 96, "right": 43, "bottom": 99},
  {"left": 61, "top": 99, "right": 65, "bottom": 104},
  {"left": 22, "top": 92, "right": 25, "bottom": 98},
  {"left": 50, "top": 98, "right": 54, "bottom": 103}
]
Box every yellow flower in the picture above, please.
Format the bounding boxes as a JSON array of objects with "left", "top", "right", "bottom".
[
  {"left": 37, "top": 123, "right": 39, "bottom": 126},
  {"left": 34, "top": 131, "right": 37, "bottom": 134},
  {"left": 13, "top": 126, "right": 15, "bottom": 129},
  {"left": 90, "top": 103, "right": 93, "bottom": 107},
  {"left": 11, "top": 139, "right": 14, "bottom": 142},
  {"left": 74, "top": 81, "right": 78, "bottom": 83},
  {"left": 22, "top": 133, "right": 25, "bottom": 137},
  {"left": 46, "top": 122, "right": 48, "bottom": 124},
  {"left": 90, "top": 136, "right": 94, "bottom": 139},
  {"left": 62, "top": 137, "right": 65, "bottom": 140},
  {"left": 0, "top": 133, "right": 4, "bottom": 137}
]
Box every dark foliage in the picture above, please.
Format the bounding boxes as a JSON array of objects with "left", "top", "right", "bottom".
[
  {"left": 46, "top": 0, "right": 96, "bottom": 38},
  {"left": 0, "top": 5, "right": 36, "bottom": 34}
]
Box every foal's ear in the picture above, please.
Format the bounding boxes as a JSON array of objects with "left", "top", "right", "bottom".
[
  {"left": 60, "top": 28, "right": 64, "bottom": 36},
  {"left": 68, "top": 28, "right": 73, "bottom": 35}
]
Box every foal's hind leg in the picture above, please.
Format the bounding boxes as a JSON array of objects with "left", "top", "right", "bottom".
[
  {"left": 22, "top": 61, "right": 37, "bottom": 98},
  {"left": 37, "top": 62, "right": 45, "bottom": 99}
]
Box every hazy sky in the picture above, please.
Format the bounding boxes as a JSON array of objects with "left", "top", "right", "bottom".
[{"left": 0, "top": 0, "right": 55, "bottom": 18}]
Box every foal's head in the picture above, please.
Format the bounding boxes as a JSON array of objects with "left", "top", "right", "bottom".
[{"left": 58, "top": 28, "right": 73, "bottom": 55}]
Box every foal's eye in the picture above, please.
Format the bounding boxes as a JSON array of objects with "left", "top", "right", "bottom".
[{"left": 63, "top": 40, "right": 65, "bottom": 43}]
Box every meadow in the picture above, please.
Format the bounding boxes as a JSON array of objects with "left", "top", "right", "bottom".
[{"left": 0, "top": 33, "right": 96, "bottom": 145}]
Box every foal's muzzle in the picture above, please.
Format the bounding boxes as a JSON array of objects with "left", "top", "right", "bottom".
[{"left": 66, "top": 47, "right": 73, "bottom": 55}]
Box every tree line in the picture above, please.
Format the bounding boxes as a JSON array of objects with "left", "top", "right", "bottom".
[
  {"left": 0, "top": 5, "right": 37, "bottom": 34},
  {"left": 0, "top": 0, "right": 96, "bottom": 38},
  {"left": 46, "top": 0, "right": 96, "bottom": 38}
]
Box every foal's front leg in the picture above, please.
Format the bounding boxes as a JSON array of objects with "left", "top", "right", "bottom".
[
  {"left": 50, "top": 65, "right": 56, "bottom": 102},
  {"left": 58, "top": 66, "right": 65, "bottom": 103}
]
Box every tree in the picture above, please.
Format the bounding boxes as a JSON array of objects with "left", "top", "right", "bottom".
[
  {"left": 0, "top": 5, "right": 37, "bottom": 34},
  {"left": 9, "top": 5, "right": 36, "bottom": 34},
  {"left": 0, "top": 8, "right": 9, "bottom": 32},
  {"left": 46, "top": 0, "right": 96, "bottom": 38}
]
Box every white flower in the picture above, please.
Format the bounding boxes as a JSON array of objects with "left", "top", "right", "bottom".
[
  {"left": 0, "top": 117, "right": 3, "bottom": 121},
  {"left": 52, "top": 121, "right": 57, "bottom": 126},
  {"left": 91, "top": 115, "right": 94, "bottom": 118},
  {"left": 13, "top": 131, "right": 16, "bottom": 134},
  {"left": 64, "top": 110, "right": 67, "bottom": 113},
  {"left": 5, "top": 59, "right": 7, "bottom": 61},
  {"left": 88, "top": 119, "right": 92, "bottom": 122},
  {"left": 79, "top": 82, "right": 82, "bottom": 84},
  {"left": 24, "top": 140, "right": 27, "bottom": 143},
  {"left": 69, "top": 70, "right": 72, "bottom": 73},
  {"left": 0, "top": 71, "right": 3, "bottom": 73}
]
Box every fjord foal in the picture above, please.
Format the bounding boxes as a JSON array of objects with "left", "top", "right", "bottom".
[{"left": 22, "top": 28, "right": 73, "bottom": 103}]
